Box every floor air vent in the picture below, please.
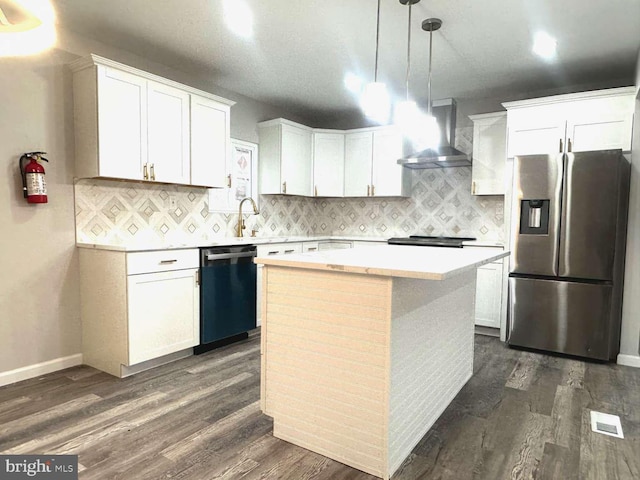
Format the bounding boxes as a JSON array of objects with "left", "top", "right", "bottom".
[{"left": 590, "top": 411, "right": 624, "bottom": 439}]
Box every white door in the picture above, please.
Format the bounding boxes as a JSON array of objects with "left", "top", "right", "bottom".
[
  {"left": 191, "top": 95, "right": 230, "bottom": 187},
  {"left": 147, "top": 81, "right": 191, "bottom": 184},
  {"left": 281, "top": 124, "right": 313, "bottom": 196},
  {"left": 474, "top": 261, "right": 503, "bottom": 328},
  {"left": 372, "top": 127, "right": 404, "bottom": 196},
  {"left": 313, "top": 132, "right": 345, "bottom": 197},
  {"left": 471, "top": 113, "right": 507, "bottom": 195},
  {"left": 507, "top": 105, "right": 566, "bottom": 157},
  {"left": 128, "top": 268, "right": 200, "bottom": 365},
  {"left": 344, "top": 131, "right": 373, "bottom": 197},
  {"left": 97, "top": 66, "right": 147, "bottom": 180}
]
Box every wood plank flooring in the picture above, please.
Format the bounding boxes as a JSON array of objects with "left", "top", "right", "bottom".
[{"left": 1, "top": 333, "right": 639, "bottom": 479}]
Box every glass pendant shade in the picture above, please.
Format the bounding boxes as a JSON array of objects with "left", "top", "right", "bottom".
[
  {"left": 0, "top": 0, "right": 56, "bottom": 57},
  {"left": 361, "top": 81, "right": 391, "bottom": 124}
]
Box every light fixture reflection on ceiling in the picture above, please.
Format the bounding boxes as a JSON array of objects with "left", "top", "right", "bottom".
[
  {"left": 360, "top": 0, "right": 390, "bottom": 124},
  {"left": 222, "top": 0, "right": 253, "bottom": 39},
  {"left": 0, "top": 0, "right": 56, "bottom": 57},
  {"left": 344, "top": 72, "right": 364, "bottom": 95},
  {"left": 532, "top": 31, "right": 557, "bottom": 60}
]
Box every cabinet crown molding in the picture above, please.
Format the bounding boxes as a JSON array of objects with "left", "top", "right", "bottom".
[
  {"left": 68, "top": 54, "right": 236, "bottom": 107},
  {"left": 502, "top": 86, "right": 636, "bottom": 110}
]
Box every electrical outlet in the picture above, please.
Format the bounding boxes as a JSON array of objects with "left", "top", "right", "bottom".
[{"left": 168, "top": 195, "right": 177, "bottom": 210}]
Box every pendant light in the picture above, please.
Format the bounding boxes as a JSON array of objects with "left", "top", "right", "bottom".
[
  {"left": 419, "top": 17, "right": 442, "bottom": 149},
  {"left": 394, "top": 0, "right": 423, "bottom": 139},
  {"left": 360, "top": 0, "right": 391, "bottom": 124}
]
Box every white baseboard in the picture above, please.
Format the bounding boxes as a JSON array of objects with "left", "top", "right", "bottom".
[
  {"left": 0, "top": 353, "right": 83, "bottom": 388},
  {"left": 617, "top": 354, "right": 640, "bottom": 368}
]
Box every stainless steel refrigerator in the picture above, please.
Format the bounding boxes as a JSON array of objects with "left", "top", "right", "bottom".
[{"left": 508, "top": 150, "right": 630, "bottom": 361}]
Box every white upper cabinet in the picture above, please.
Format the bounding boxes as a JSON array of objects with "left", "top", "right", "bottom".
[
  {"left": 258, "top": 119, "right": 313, "bottom": 196},
  {"left": 260, "top": 121, "right": 409, "bottom": 198},
  {"left": 371, "top": 127, "right": 406, "bottom": 197},
  {"left": 504, "top": 87, "right": 635, "bottom": 158},
  {"left": 313, "top": 131, "right": 345, "bottom": 197},
  {"left": 344, "top": 131, "right": 373, "bottom": 197},
  {"left": 147, "top": 81, "right": 191, "bottom": 184},
  {"left": 94, "top": 66, "right": 147, "bottom": 180},
  {"left": 71, "top": 54, "right": 234, "bottom": 187},
  {"left": 469, "top": 112, "right": 507, "bottom": 195},
  {"left": 190, "top": 95, "right": 230, "bottom": 188}
]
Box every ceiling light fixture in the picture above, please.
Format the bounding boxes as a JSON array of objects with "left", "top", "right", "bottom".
[
  {"left": 532, "top": 31, "right": 557, "bottom": 60},
  {"left": 394, "top": 0, "right": 423, "bottom": 137},
  {"left": 222, "top": 0, "right": 253, "bottom": 39},
  {"left": 360, "top": 0, "right": 390, "bottom": 124},
  {"left": 0, "top": 0, "right": 56, "bottom": 57}
]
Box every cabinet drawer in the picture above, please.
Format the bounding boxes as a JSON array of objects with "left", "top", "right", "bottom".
[{"left": 127, "top": 249, "right": 199, "bottom": 275}]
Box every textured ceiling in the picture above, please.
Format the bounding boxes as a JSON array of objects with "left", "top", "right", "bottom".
[{"left": 53, "top": 0, "right": 640, "bottom": 122}]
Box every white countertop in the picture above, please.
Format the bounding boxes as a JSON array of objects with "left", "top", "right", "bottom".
[
  {"left": 75, "top": 236, "right": 390, "bottom": 252},
  {"left": 255, "top": 244, "right": 509, "bottom": 280}
]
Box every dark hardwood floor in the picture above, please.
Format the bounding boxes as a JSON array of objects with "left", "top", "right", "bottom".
[{"left": 1, "top": 333, "right": 639, "bottom": 479}]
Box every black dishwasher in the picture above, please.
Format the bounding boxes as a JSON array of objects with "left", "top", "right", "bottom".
[{"left": 195, "top": 245, "right": 257, "bottom": 354}]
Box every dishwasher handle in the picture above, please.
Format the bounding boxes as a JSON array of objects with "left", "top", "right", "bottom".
[{"left": 206, "top": 251, "right": 256, "bottom": 262}]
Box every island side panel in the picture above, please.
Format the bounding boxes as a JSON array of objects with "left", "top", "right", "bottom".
[
  {"left": 261, "top": 266, "right": 393, "bottom": 479},
  {"left": 387, "top": 270, "right": 477, "bottom": 476}
]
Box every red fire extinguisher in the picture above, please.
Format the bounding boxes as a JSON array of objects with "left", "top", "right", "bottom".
[{"left": 19, "top": 152, "right": 49, "bottom": 204}]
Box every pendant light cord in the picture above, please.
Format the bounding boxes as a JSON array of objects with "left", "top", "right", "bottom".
[
  {"left": 405, "top": 3, "right": 412, "bottom": 101},
  {"left": 427, "top": 27, "right": 433, "bottom": 116},
  {"left": 374, "top": 0, "right": 381, "bottom": 82}
]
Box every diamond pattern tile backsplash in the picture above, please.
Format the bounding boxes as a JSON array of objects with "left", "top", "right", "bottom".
[{"left": 75, "top": 128, "right": 505, "bottom": 246}]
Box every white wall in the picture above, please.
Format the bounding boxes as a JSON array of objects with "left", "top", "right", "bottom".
[
  {"left": 618, "top": 49, "right": 640, "bottom": 365},
  {"left": 0, "top": 51, "right": 81, "bottom": 375},
  {"left": 0, "top": 28, "right": 314, "bottom": 382}
]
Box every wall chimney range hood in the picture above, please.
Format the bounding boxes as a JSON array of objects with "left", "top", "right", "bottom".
[{"left": 397, "top": 98, "right": 471, "bottom": 169}]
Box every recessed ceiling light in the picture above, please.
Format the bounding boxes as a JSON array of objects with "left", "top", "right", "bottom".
[
  {"left": 532, "top": 31, "right": 557, "bottom": 60},
  {"left": 223, "top": 0, "right": 253, "bottom": 39}
]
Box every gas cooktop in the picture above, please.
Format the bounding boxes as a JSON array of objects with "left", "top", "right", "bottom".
[{"left": 387, "top": 235, "right": 477, "bottom": 248}]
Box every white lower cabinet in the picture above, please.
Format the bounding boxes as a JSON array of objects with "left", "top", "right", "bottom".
[
  {"left": 127, "top": 268, "right": 200, "bottom": 365},
  {"left": 79, "top": 248, "right": 200, "bottom": 377},
  {"left": 474, "top": 260, "right": 503, "bottom": 329}
]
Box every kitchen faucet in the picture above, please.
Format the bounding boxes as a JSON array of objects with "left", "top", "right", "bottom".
[{"left": 236, "top": 197, "right": 260, "bottom": 237}]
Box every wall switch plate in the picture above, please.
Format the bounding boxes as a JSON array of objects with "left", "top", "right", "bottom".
[{"left": 168, "top": 195, "right": 177, "bottom": 210}]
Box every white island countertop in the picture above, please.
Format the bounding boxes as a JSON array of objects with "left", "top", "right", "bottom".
[{"left": 255, "top": 244, "right": 509, "bottom": 281}]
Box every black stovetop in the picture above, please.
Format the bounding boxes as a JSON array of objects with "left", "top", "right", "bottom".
[{"left": 387, "top": 235, "right": 477, "bottom": 248}]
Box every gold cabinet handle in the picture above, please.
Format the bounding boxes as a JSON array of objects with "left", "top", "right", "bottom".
[
  {"left": 227, "top": 174, "right": 232, "bottom": 188},
  {"left": 367, "top": 185, "right": 371, "bottom": 196},
  {"left": 282, "top": 181, "right": 287, "bottom": 194},
  {"left": 143, "top": 163, "right": 148, "bottom": 180},
  {"left": 314, "top": 185, "right": 318, "bottom": 196},
  {"left": 371, "top": 185, "right": 375, "bottom": 196},
  {"left": 472, "top": 181, "right": 476, "bottom": 194},
  {"left": 150, "top": 163, "right": 156, "bottom": 181},
  {"left": 567, "top": 138, "right": 572, "bottom": 152},
  {"left": 195, "top": 269, "right": 200, "bottom": 286},
  {"left": 559, "top": 138, "right": 563, "bottom": 153}
]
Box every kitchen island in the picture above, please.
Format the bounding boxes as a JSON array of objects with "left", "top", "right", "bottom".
[{"left": 256, "top": 244, "right": 508, "bottom": 479}]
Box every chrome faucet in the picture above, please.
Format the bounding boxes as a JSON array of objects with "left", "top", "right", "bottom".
[{"left": 236, "top": 197, "right": 260, "bottom": 237}]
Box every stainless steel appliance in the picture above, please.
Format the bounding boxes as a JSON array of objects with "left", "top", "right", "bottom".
[
  {"left": 195, "top": 245, "right": 257, "bottom": 354},
  {"left": 508, "top": 150, "right": 630, "bottom": 361},
  {"left": 388, "top": 235, "right": 476, "bottom": 248}
]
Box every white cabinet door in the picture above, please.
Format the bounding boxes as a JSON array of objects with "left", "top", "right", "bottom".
[
  {"left": 313, "top": 132, "right": 345, "bottom": 197},
  {"left": 565, "top": 96, "right": 634, "bottom": 153},
  {"left": 372, "top": 127, "right": 404, "bottom": 197},
  {"left": 191, "top": 95, "right": 230, "bottom": 188},
  {"left": 128, "top": 268, "right": 199, "bottom": 365},
  {"left": 97, "top": 66, "right": 147, "bottom": 180},
  {"left": 474, "top": 261, "right": 503, "bottom": 328},
  {"left": 470, "top": 113, "right": 507, "bottom": 195},
  {"left": 507, "top": 121, "right": 566, "bottom": 157},
  {"left": 147, "top": 81, "right": 191, "bottom": 184},
  {"left": 344, "top": 131, "right": 373, "bottom": 197},
  {"left": 281, "top": 124, "right": 313, "bottom": 196}
]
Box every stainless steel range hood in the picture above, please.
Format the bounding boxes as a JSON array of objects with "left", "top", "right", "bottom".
[{"left": 397, "top": 99, "right": 471, "bottom": 169}]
